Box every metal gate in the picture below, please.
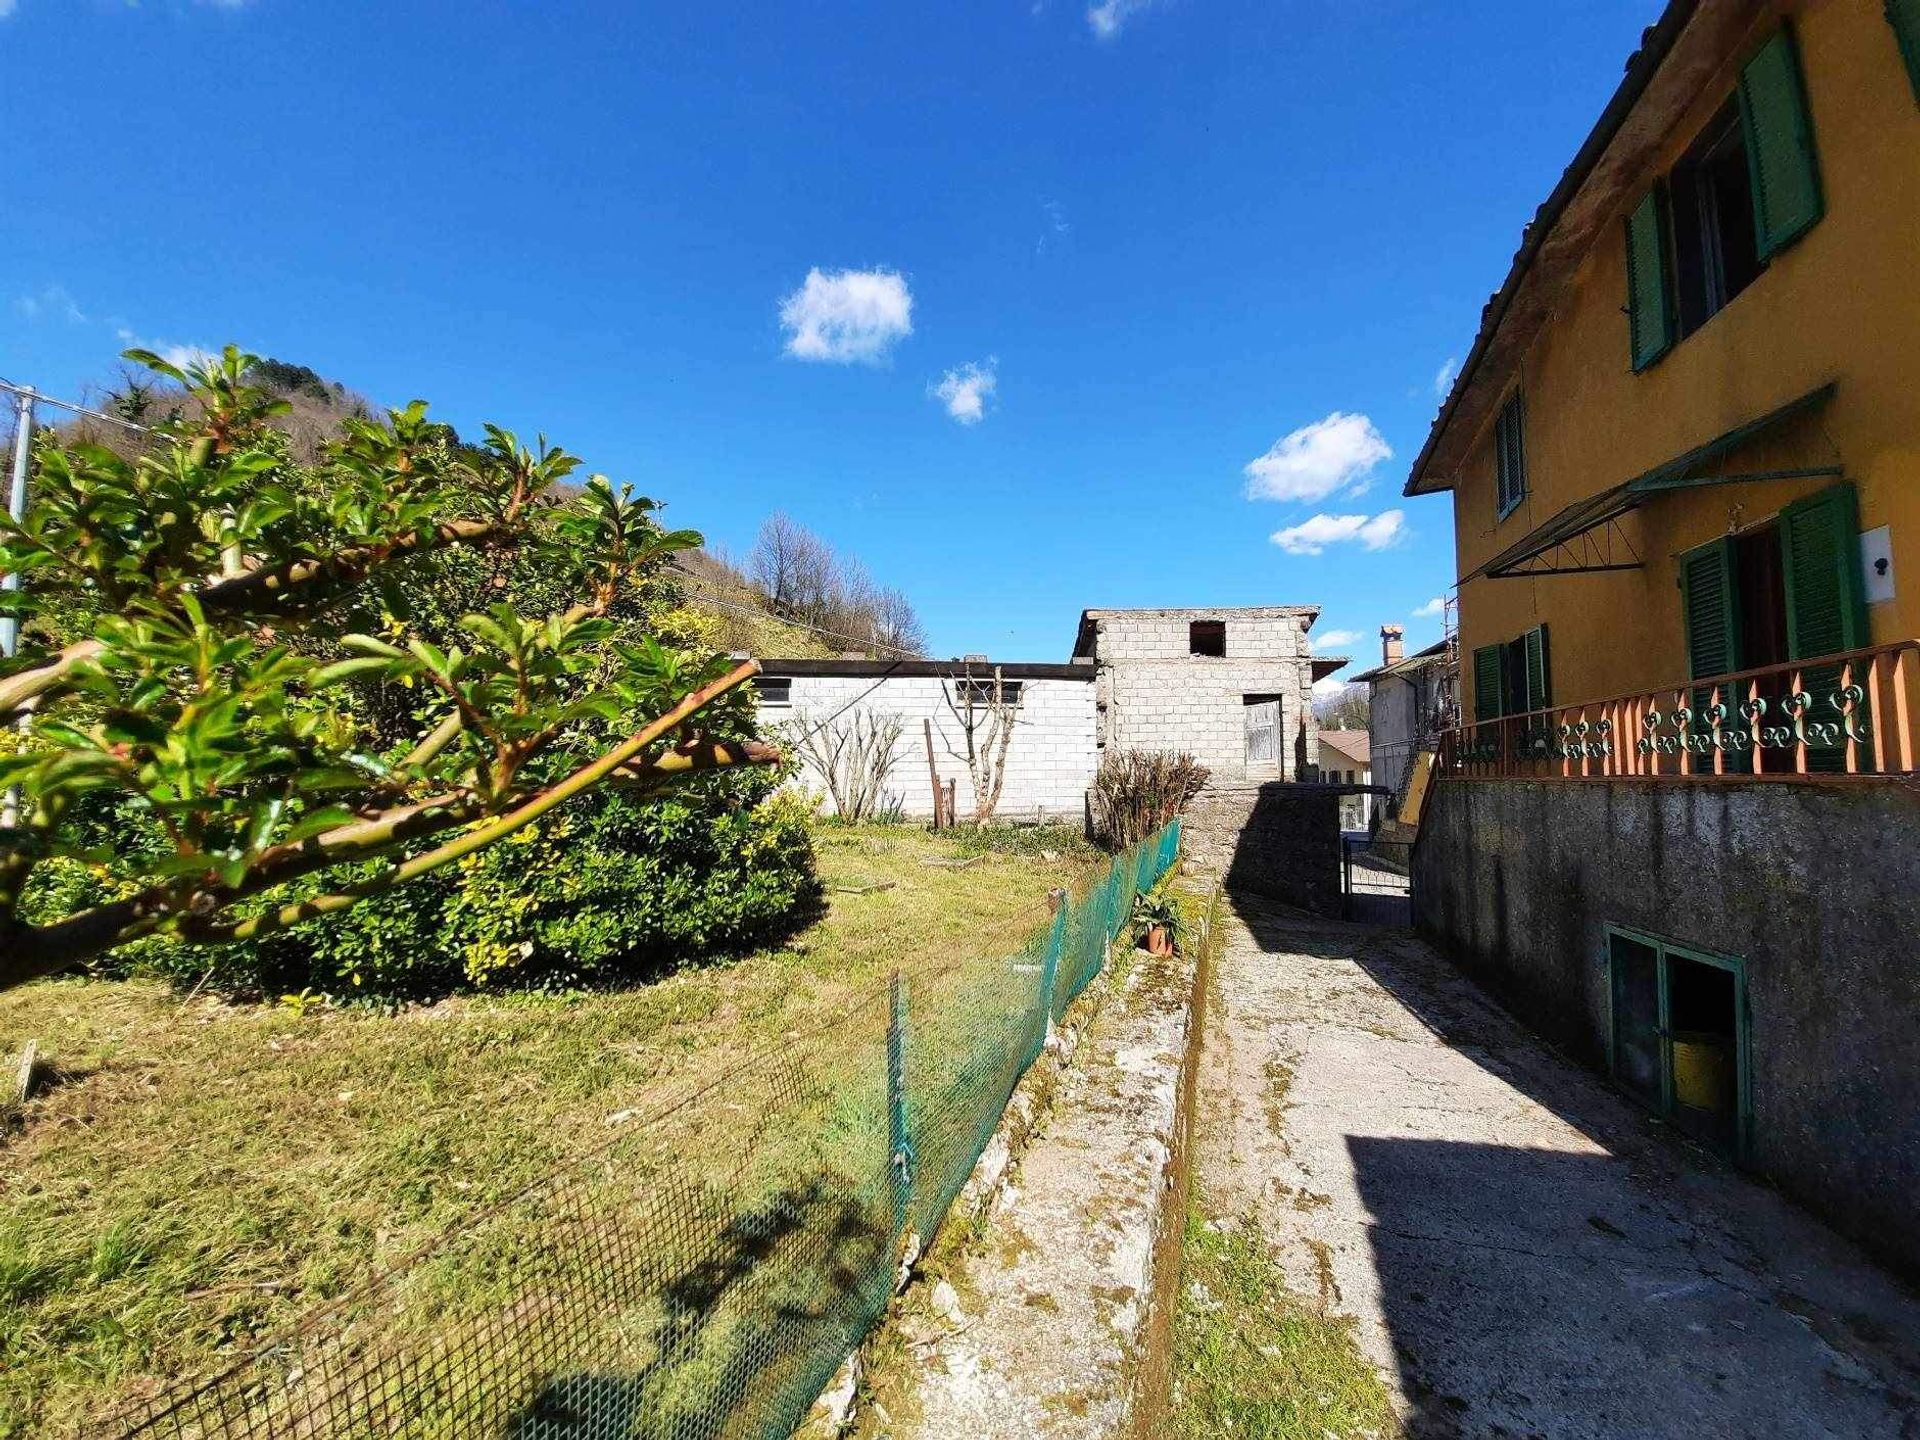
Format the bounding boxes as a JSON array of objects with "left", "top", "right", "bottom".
[{"left": 1341, "top": 837, "right": 1411, "bottom": 923}]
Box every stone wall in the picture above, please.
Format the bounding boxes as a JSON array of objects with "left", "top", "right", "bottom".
[
  {"left": 765, "top": 675, "right": 1097, "bottom": 822},
  {"left": 1414, "top": 775, "right": 1920, "bottom": 1278},
  {"left": 1182, "top": 781, "right": 1342, "bottom": 915}
]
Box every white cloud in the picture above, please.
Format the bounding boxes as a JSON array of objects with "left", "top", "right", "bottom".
[
  {"left": 1087, "top": 0, "right": 1154, "bottom": 38},
  {"left": 15, "top": 284, "right": 86, "bottom": 324},
  {"left": 931, "top": 359, "right": 997, "bottom": 425},
  {"left": 1270, "top": 510, "right": 1408, "bottom": 557},
  {"left": 1243, "top": 411, "right": 1392, "bottom": 504},
  {"left": 778, "top": 267, "right": 913, "bottom": 364},
  {"left": 0, "top": 1, "right": 18, "bottom": 20},
  {"left": 1413, "top": 596, "right": 1446, "bottom": 617},
  {"left": 1433, "top": 356, "right": 1459, "bottom": 398},
  {"left": 117, "top": 328, "right": 216, "bottom": 372},
  {"left": 1311, "top": 628, "right": 1359, "bottom": 653}
]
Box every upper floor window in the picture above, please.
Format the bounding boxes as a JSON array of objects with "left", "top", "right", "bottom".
[
  {"left": 1626, "top": 25, "right": 1822, "bottom": 371},
  {"left": 1494, "top": 393, "right": 1527, "bottom": 519},
  {"left": 1669, "top": 101, "right": 1764, "bottom": 335},
  {"left": 1189, "top": 620, "right": 1226, "bottom": 657}
]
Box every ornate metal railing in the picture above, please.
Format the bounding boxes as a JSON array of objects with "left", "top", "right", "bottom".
[{"left": 1438, "top": 639, "right": 1920, "bottom": 780}]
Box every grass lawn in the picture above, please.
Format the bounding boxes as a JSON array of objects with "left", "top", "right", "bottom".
[
  {"left": 1161, "top": 1211, "right": 1400, "bottom": 1439},
  {"left": 0, "top": 823, "right": 1102, "bottom": 1440}
]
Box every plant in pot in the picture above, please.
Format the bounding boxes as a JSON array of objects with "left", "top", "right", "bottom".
[{"left": 1132, "top": 892, "right": 1187, "bottom": 956}]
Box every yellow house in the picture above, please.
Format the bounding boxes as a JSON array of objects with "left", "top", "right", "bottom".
[{"left": 1408, "top": 0, "right": 1920, "bottom": 754}]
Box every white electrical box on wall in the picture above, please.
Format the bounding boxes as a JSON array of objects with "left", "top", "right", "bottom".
[{"left": 1861, "top": 525, "right": 1895, "bottom": 605}]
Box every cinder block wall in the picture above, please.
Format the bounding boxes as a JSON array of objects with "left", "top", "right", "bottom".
[
  {"left": 1414, "top": 775, "right": 1920, "bottom": 1281},
  {"left": 765, "top": 676, "right": 1097, "bottom": 822},
  {"left": 1087, "top": 610, "right": 1320, "bottom": 781}
]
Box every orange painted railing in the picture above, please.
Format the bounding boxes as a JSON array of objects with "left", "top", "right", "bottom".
[{"left": 1438, "top": 639, "right": 1920, "bottom": 781}]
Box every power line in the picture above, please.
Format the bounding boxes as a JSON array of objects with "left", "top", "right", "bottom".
[{"left": 0, "top": 378, "right": 148, "bottom": 434}]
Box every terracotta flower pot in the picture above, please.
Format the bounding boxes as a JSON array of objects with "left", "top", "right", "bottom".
[{"left": 1146, "top": 924, "right": 1174, "bottom": 956}]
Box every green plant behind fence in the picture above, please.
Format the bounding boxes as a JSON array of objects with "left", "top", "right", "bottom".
[{"left": 105, "top": 821, "right": 1182, "bottom": 1440}]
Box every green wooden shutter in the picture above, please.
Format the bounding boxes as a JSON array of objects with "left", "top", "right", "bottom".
[
  {"left": 1473, "top": 644, "right": 1504, "bottom": 722},
  {"left": 1681, "top": 539, "right": 1742, "bottom": 765},
  {"left": 1738, "top": 26, "right": 1824, "bottom": 259},
  {"left": 1494, "top": 394, "right": 1528, "bottom": 516},
  {"left": 1889, "top": 0, "right": 1920, "bottom": 106},
  {"left": 1523, "top": 624, "right": 1552, "bottom": 711},
  {"left": 1779, "top": 483, "right": 1867, "bottom": 769},
  {"left": 1625, "top": 189, "right": 1675, "bottom": 370},
  {"left": 1780, "top": 483, "right": 1867, "bottom": 661},
  {"left": 1680, "top": 538, "right": 1741, "bottom": 681}
]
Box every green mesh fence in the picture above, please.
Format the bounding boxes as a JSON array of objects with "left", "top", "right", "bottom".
[{"left": 106, "top": 820, "right": 1181, "bottom": 1440}]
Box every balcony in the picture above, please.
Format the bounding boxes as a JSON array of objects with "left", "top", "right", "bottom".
[{"left": 1438, "top": 640, "right": 1920, "bottom": 781}]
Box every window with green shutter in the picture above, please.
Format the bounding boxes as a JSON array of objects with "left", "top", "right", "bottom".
[
  {"left": 1494, "top": 393, "right": 1527, "bottom": 519},
  {"left": 1738, "top": 26, "right": 1824, "bottom": 259},
  {"left": 1472, "top": 643, "right": 1504, "bottom": 723},
  {"left": 1625, "top": 188, "right": 1675, "bottom": 370},
  {"left": 1890, "top": 0, "right": 1920, "bottom": 106}
]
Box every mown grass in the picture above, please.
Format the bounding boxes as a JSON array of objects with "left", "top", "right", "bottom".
[
  {"left": 0, "top": 823, "right": 1100, "bottom": 1439},
  {"left": 1163, "top": 1210, "right": 1400, "bottom": 1440}
]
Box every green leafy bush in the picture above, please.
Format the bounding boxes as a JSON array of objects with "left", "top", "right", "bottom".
[{"left": 106, "top": 770, "right": 818, "bottom": 1000}]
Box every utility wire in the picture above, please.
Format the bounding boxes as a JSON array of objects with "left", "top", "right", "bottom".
[{"left": 0, "top": 377, "right": 149, "bottom": 433}]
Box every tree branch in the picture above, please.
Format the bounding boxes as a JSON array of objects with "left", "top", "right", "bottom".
[
  {"left": 0, "top": 519, "right": 513, "bottom": 719},
  {"left": 197, "top": 518, "right": 507, "bottom": 614}
]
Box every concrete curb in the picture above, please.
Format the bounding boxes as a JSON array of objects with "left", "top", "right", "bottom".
[
  {"left": 796, "top": 924, "right": 1129, "bottom": 1438},
  {"left": 1125, "top": 878, "right": 1221, "bottom": 1436}
]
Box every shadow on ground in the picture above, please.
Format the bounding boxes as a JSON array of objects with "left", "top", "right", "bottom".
[
  {"left": 506, "top": 1175, "right": 892, "bottom": 1440},
  {"left": 1221, "top": 888, "right": 1920, "bottom": 1440}
]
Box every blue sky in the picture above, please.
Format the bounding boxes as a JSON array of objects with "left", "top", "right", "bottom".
[{"left": 3, "top": 0, "right": 1656, "bottom": 675}]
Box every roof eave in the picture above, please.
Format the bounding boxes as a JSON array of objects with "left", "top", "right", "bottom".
[{"left": 1404, "top": 0, "right": 1707, "bottom": 498}]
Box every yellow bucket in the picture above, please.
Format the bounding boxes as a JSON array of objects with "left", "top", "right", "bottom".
[{"left": 1671, "top": 1032, "right": 1735, "bottom": 1114}]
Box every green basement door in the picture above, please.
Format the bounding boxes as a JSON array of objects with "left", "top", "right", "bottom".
[{"left": 1609, "top": 928, "right": 1752, "bottom": 1158}]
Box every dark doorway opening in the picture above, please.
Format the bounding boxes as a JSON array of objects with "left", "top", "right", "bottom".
[
  {"left": 1667, "top": 954, "right": 1740, "bottom": 1153},
  {"left": 1608, "top": 928, "right": 1749, "bottom": 1159},
  {"left": 1732, "top": 521, "right": 1788, "bottom": 670}
]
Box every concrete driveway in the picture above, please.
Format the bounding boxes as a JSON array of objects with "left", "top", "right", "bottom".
[{"left": 1195, "top": 892, "right": 1920, "bottom": 1438}]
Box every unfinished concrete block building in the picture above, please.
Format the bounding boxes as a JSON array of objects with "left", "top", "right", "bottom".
[{"left": 1072, "top": 606, "right": 1345, "bottom": 782}]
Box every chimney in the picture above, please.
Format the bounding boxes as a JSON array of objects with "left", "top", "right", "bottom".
[{"left": 1380, "top": 624, "right": 1404, "bottom": 667}]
